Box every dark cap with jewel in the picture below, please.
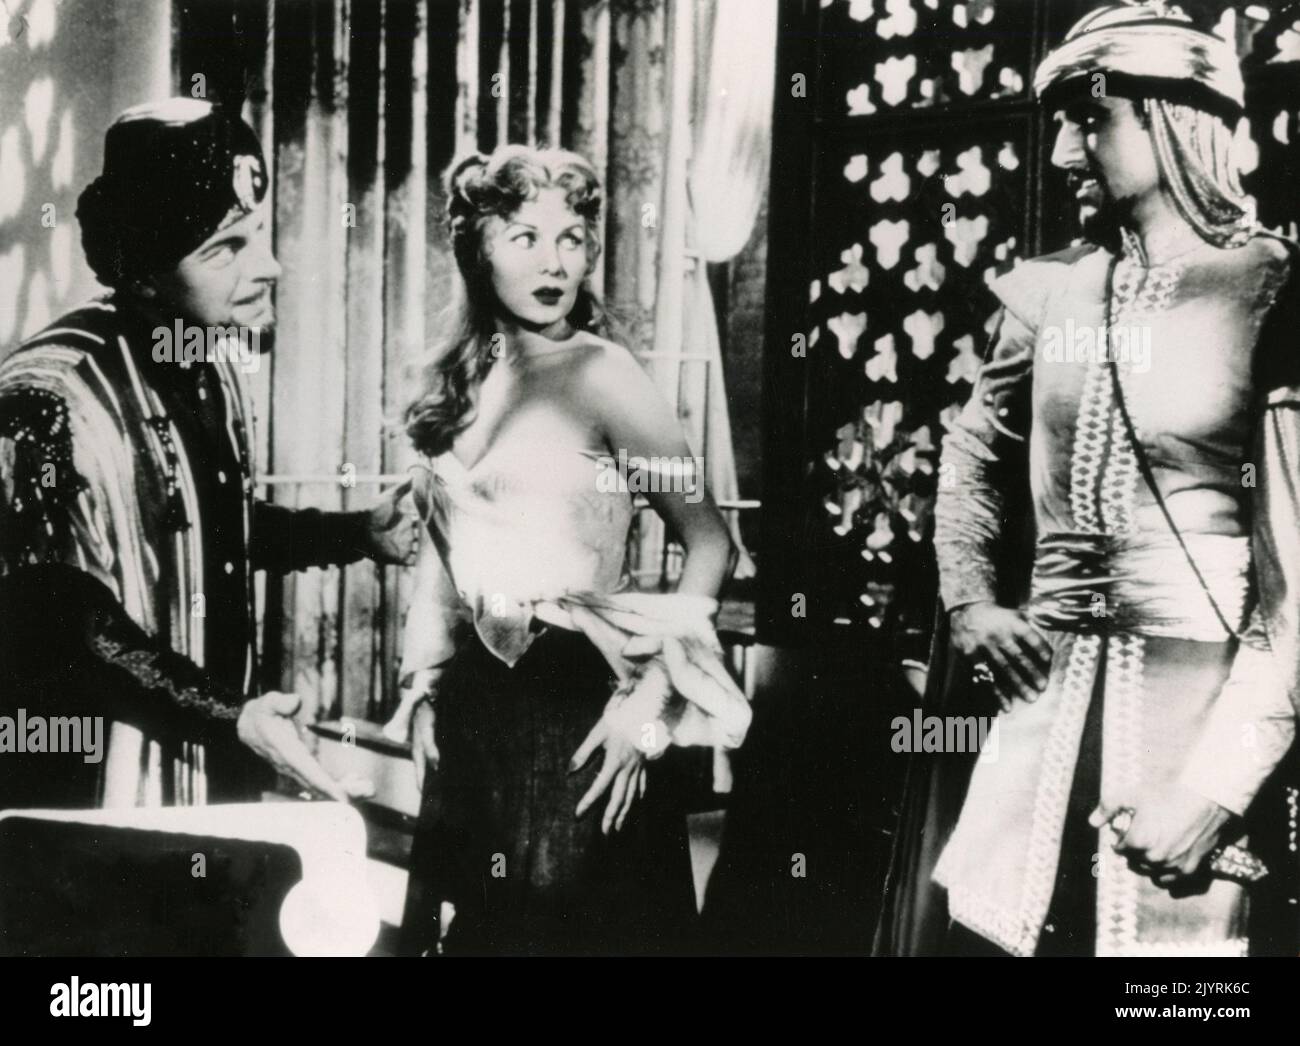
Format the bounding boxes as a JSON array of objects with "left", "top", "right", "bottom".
[{"left": 76, "top": 98, "right": 268, "bottom": 289}]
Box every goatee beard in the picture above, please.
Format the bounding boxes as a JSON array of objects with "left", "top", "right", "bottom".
[{"left": 1078, "top": 194, "right": 1134, "bottom": 254}]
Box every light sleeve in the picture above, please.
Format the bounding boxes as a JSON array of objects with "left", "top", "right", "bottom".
[
  {"left": 397, "top": 473, "right": 466, "bottom": 682},
  {"left": 933, "top": 306, "right": 1034, "bottom": 610}
]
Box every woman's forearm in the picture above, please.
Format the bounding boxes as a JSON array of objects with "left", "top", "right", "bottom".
[{"left": 673, "top": 516, "right": 735, "bottom": 598}]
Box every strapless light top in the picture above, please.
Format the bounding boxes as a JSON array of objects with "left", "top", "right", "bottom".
[{"left": 413, "top": 436, "right": 634, "bottom": 665}]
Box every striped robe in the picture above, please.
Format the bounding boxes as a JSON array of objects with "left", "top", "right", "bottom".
[{"left": 0, "top": 296, "right": 369, "bottom": 808}]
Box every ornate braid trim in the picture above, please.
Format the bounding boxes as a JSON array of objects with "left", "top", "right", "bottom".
[
  {"left": 1112, "top": 250, "right": 1143, "bottom": 308},
  {"left": 1097, "top": 632, "right": 1146, "bottom": 958},
  {"left": 946, "top": 893, "right": 1248, "bottom": 958},
  {"left": 88, "top": 633, "right": 240, "bottom": 726},
  {"left": 1069, "top": 362, "right": 1111, "bottom": 532},
  {"left": 1096, "top": 253, "right": 1149, "bottom": 537},
  {"left": 1102, "top": 938, "right": 1248, "bottom": 958},
  {"left": 1018, "top": 633, "right": 1102, "bottom": 954},
  {"left": 945, "top": 886, "right": 1039, "bottom": 957},
  {"left": 1101, "top": 407, "right": 1140, "bottom": 534},
  {"left": 1133, "top": 259, "right": 1184, "bottom": 319}
]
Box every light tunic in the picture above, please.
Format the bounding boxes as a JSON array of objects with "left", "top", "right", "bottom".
[{"left": 932, "top": 230, "right": 1300, "bottom": 956}]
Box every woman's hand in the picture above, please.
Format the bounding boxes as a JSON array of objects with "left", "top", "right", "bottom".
[
  {"left": 950, "top": 600, "right": 1052, "bottom": 709},
  {"left": 411, "top": 699, "right": 439, "bottom": 793},
  {"left": 387, "top": 668, "right": 442, "bottom": 792},
  {"left": 570, "top": 718, "right": 648, "bottom": 835},
  {"left": 384, "top": 667, "right": 440, "bottom": 741}
]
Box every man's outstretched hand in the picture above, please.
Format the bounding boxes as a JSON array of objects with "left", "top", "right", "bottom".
[
  {"left": 237, "top": 691, "right": 373, "bottom": 802},
  {"left": 364, "top": 480, "right": 420, "bottom": 566}
]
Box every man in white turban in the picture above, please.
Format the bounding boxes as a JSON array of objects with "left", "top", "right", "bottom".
[{"left": 925, "top": 2, "right": 1300, "bottom": 957}]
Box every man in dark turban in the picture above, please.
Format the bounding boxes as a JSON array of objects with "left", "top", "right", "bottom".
[
  {"left": 879, "top": 2, "right": 1300, "bottom": 957},
  {"left": 0, "top": 99, "right": 417, "bottom": 809}
]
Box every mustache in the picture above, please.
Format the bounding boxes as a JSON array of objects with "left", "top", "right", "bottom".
[{"left": 1066, "top": 170, "right": 1104, "bottom": 192}]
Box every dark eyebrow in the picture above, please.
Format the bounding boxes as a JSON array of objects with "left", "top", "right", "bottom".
[
  {"left": 200, "top": 233, "right": 245, "bottom": 255},
  {"left": 506, "top": 221, "right": 538, "bottom": 232},
  {"left": 1063, "top": 101, "right": 1105, "bottom": 119}
]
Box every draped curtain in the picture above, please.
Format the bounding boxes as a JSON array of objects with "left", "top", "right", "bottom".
[
  {"left": 680, "top": 0, "right": 775, "bottom": 577},
  {"left": 166, "top": 0, "right": 771, "bottom": 730},
  {"left": 580, "top": 0, "right": 771, "bottom": 583}
]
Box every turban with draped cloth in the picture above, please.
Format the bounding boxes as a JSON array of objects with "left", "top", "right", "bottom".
[
  {"left": 76, "top": 98, "right": 268, "bottom": 288},
  {"left": 1034, "top": 2, "right": 1257, "bottom": 248}
]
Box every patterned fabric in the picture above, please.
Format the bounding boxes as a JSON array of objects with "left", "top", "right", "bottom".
[
  {"left": 1147, "top": 99, "right": 1256, "bottom": 249},
  {"left": 0, "top": 301, "right": 254, "bottom": 683},
  {"left": 1033, "top": 4, "right": 1246, "bottom": 117},
  {"left": 534, "top": 591, "right": 752, "bottom": 752},
  {"left": 0, "top": 300, "right": 250, "bottom": 805},
  {"left": 77, "top": 99, "right": 269, "bottom": 288},
  {"left": 0, "top": 296, "right": 370, "bottom": 807},
  {"left": 931, "top": 229, "right": 1300, "bottom": 956}
]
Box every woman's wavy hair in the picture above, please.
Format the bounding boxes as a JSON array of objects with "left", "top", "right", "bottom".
[{"left": 405, "top": 145, "right": 611, "bottom": 458}]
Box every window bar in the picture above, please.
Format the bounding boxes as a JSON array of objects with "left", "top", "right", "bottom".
[
  {"left": 455, "top": 0, "right": 479, "bottom": 155},
  {"left": 526, "top": 0, "right": 538, "bottom": 145},
  {"left": 547, "top": 0, "right": 564, "bottom": 148},
  {"left": 496, "top": 0, "right": 511, "bottom": 150},
  {"left": 339, "top": 0, "right": 387, "bottom": 724},
  {"left": 576, "top": 0, "right": 609, "bottom": 296}
]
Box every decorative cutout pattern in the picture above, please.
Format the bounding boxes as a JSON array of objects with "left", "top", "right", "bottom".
[
  {"left": 822, "top": 0, "right": 1031, "bottom": 116},
  {"left": 797, "top": 0, "right": 1300, "bottom": 644},
  {"left": 808, "top": 122, "right": 1029, "bottom": 633},
  {"left": 870, "top": 151, "right": 911, "bottom": 202}
]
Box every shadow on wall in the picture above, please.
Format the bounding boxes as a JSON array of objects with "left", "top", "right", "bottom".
[{"left": 0, "top": 0, "right": 172, "bottom": 351}]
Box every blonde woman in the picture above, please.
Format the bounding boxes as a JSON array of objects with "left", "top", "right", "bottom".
[{"left": 394, "top": 146, "right": 739, "bottom": 955}]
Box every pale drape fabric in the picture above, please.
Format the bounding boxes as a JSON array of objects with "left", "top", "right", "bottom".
[
  {"left": 642, "top": 0, "right": 775, "bottom": 580},
  {"left": 682, "top": 0, "right": 776, "bottom": 577},
  {"left": 689, "top": 0, "right": 778, "bottom": 262},
  {"left": 1147, "top": 99, "right": 1257, "bottom": 248}
]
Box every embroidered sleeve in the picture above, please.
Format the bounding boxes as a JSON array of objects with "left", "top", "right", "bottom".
[
  {"left": 88, "top": 631, "right": 242, "bottom": 739},
  {"left": 251, "top": 501, "right": 370, "bottom": 572},
  {"left": 933, "top": 306, "right": 1034, "bottom": 610},
  {"left": 0, "top": 386, "right": 90, "bottom": 570},
  {"left": 0, "top": 564, "right": 240, "bottom": 745}
]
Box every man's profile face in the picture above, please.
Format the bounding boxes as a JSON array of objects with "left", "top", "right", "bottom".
[
  {"left": 148, "top": 203, "right": 281, "bottom": 334},
  {"left": 1050, "top": 93, "right": 1161, "bottom": 240}
]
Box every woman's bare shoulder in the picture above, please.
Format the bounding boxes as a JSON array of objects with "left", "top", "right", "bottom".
[{"left": 563, "top": 332, "right": 648, "bottom": 389}]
